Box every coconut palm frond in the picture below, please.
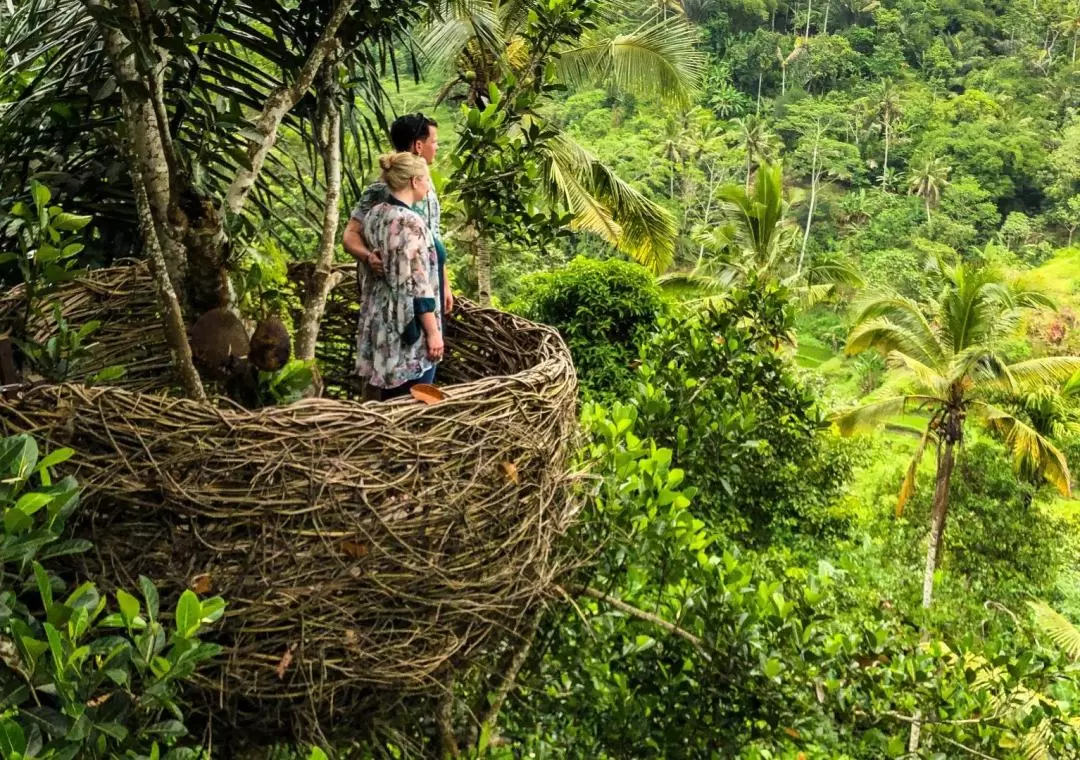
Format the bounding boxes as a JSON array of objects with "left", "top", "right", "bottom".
[
  {"left": 888, "top": 350, "right": 949, "bottom": 396},
  {"left": 545, "top": 147, "right": 624, "bottom": 245},
  {"left": 1005, "top": 356, "right": 1080, "bottom": 390},
  {"left": 977, "top": 403, "right": 1072, "bottom": 496},
  {"left": 1028, "top": 602, "right": 1080, "bottom": 661},
  {"left": 558, "top": 14, "right": 706, "bottom": 107},
  {"left": 851, "top": 294, "right": 944, "bottom": 365},
  {"left": 543, "top": 133, "right": 676, "bottom": 273},
  {"left": 420, "top": 6, "right": 502, "bottom": 73},
  {"left": 897, "top": 421, "right": 936, "bottom": 516},
  {"left": 1020, "top": 719, "right": 1053, "bottom": 760},
  {"left": 805, "top": 258, "right": 865, "bottom": 289},
  {"left": 832, "top": 395, "right": 923, "bottom": 436},
  {"left": 845, "top": 317, "right": 942, "bottom": 370},
  {"left": 791, "top": 283, "right": 837, "bottom": 309}
]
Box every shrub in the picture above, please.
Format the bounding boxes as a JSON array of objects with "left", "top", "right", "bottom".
[
  {"left": 0, "top": 434, "right": 223, "bottom": 759},
  {"left": 632, "top": 279, "right": 856, "bottom": 543},
  {"left": 511, "top": 257, "right": 667, "bottom": 400}
]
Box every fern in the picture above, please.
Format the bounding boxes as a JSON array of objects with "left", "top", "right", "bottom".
[{"left": 1029, "top": 602, "right": 1080, "bottom": 660}]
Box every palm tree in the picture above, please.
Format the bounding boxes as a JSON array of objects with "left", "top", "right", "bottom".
[
  {"left": 735, "top": 115, "right": 779, "bottom": 190},
  {"left": 423, "top": 0, "right": 705, "bottom": 293},
  {"left": 834, "top": 260, "right": 1080, "bottom": 609},
  {"left": 871, "top": 79, "right": 902, "bottom": 189},
  {"left": 661, "top": 162, "right": 860, "bottom": 305},
  {"left": 908, "top": 156, "right": 951, "bottom": 232}
]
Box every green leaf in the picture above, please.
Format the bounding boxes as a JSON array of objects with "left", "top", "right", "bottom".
[
  {"left": 30, "top": 180, "right": 51, "bottom": 210},
  {"left": 14, "top": 492, "right": 52, "bottom": 516},
  {"left": 117, "top": 589, "right": 141, "bottom": 628},
  {"left": 33, "top": 562, "right": 54, "bottom": 609},
  {"left": 88, "top": 366, "right": 126, "bottom": 385},
  {"left": 37, "top": 447, "right": 74, "bottom": 473},
  {"left": 0, "top": 719, "right": 26, "bottom": 757},
  {"left": 140, "top": 576, "right": 160, "bottom": 621},
  {"left": 144, "top": 720, "right": 187, "bottom": 740},
  {"left": 174, "top": 590, "right": 201, "bottom": 637},
  {"left": 763, "top": 658, "right": 782, "bottom": 679}
]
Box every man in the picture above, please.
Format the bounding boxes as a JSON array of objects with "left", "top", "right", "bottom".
[{"left": 343, "top": 112, "right": 452, "bottom": 316}]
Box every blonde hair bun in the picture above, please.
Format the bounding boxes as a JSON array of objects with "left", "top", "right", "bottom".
[{"left": 379, "top": 152, "right": 427, "bottom": 191}]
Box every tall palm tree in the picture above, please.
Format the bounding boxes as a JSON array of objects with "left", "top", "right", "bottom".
[
  {"left": 908, "top": 156, "right": 951, "bottom": 232},
  {"left": 871, "top": 78, "right": 902, "bottom": 189},
  {"left": 423, "top": 0, "right": 705, "bottom": 284},
  {"left": 834, "top": 260, "right": 1080, "bottom": 609},
  {"left": 735, "top": 115, "right": 779, "bottom": 190}
]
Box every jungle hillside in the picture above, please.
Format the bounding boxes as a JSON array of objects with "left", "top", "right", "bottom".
[{"left": 4, "top": 0, "right": 1080, "bottom": 757}]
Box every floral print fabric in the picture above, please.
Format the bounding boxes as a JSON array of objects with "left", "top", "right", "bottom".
[
  {"left": 354, "top": 201, "right": 441, "bottom": 389},
  {"left": 351, "top": 182, "right": 440, "bottom": 239}
]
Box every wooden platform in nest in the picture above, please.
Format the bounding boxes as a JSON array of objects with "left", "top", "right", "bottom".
[{"left": 0, "top": 264, "right": 579, "bottom": 741}]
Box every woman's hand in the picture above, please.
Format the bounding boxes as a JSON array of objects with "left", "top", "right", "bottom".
[
  {"left": 426, "top": 332, "right": 444, "bottom": 362},
  {"left": 366, "top": 250, "right": 385, "bottom": 276},
  {"left": 443, "top": 288, "right": 454, "bottom": 315}
]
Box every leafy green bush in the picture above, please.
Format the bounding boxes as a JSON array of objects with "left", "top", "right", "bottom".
[
  {"left": 511, "top": 257, "right": 667, "bottom": 400},
  {"left": 0, "top": 434, "right": 223, "bottom": 759},
  {"left": 633, "top": 280, "right": 856, "bottom": 542}
]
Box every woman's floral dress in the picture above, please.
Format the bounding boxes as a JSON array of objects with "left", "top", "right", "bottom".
[{"left": 355, "top": 199, "right": 441, "bottom": 389}]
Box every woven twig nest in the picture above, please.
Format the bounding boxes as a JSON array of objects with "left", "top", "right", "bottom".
[{"left": 0, "top": 264, "right": 579, "bottom": 739}]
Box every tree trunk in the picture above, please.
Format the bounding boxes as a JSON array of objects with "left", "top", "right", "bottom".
[
  {"left": 798, "top": 138, "right": 821, "bottom": 276},
  {"left": 295, "top": 56, "right": 343, "bottom": 362},
  {"left": 882, "top": 120, "right": 890, "bottom": 189},
  {"left": 93, "top": 0, "right": 186, "bottom": 294},
  {"left": 925, "top": 196, "right": 932, "bottom": 232},
  {"left": 804, "top": 0, "right": 812, "bottom": 38},
  {"left": 922, "top": 438, "right": 956, "bottom": 609},
  {"left": 125, "top": 127, "right": 206, "bottom": 401},
  {"left": 470, "top": 225, "right": 493, "bottom": 307},
  {"left": 475, "top": 607, "right": 544, "bottom": 747},
  {"left": 93, "top": 0, "right": 203, "bottom": 399},
  {"left": 823, "top": 0, "right": 830, "bottom": 34}
]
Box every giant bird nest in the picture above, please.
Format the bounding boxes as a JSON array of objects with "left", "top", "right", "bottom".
[{"left": 0, "top": 263, "right": 579, "bottom": 740}]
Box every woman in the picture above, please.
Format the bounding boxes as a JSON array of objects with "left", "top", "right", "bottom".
[{"left": 355, "top": 152, "right": 444, "bottom": 400}]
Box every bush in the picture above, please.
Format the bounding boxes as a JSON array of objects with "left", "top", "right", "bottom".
[
  {"left": 0, "top": 434, "right": 223, "bottom": 759},
  {"left": 511, "top": 257, "right": 667, "bottom": 400},
  {"left": 632, "top": 280, "right": 856, "bottom": 543},
  {"left": 865, "top": 436, "right": 1070, "bottom": 626}
]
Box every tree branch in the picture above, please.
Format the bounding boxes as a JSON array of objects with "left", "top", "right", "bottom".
[
  {"left": 560, "top": 585, "right": 711, "bottom": 659},
  {"left": 225, "top": 0, "right": 357, "bottom": 216},
  {"left": 476, "top": 606, "right": 544, "bottom": 738}
]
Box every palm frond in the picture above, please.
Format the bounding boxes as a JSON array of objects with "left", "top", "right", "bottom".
[
  {"left": 897, "top": 421, "right": 936, "bottom": 516},
  {"left": 845, "top": 317, "right": 942, "bottom": 371},
  {"left": 832, "top": 395, "right": 938, "bottom": 436},
  {"left": 542, "top": 132, "right": 676, "bottom": 273},
  {"left": 558, "top": 14, "right": 706, "bottom": 108},
  {"left": 888, "top": 350, "right": 950, "bottom": 396},
  {"left": 420, "top": 3, "right": 503, "bottom": 73},
  {"left": 977, "top": 403, "right": 1072, "bottom": 496},
  {"left": 1028, "top": 602, "right": 1080, "bottom": 660},
  {"left": 1004, "top": 357, "right": 1080, "bottom": 391},
  {"left": 850, "top": 294, "right": 944, "bottom": 366}
]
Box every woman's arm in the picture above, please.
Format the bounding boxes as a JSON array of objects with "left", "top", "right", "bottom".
[
  {"left": 343, "top": 185, "right": 388, "bottom": 275},
  {"left": 343, "top": 219, "right": 384, "bottom": 275}
]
